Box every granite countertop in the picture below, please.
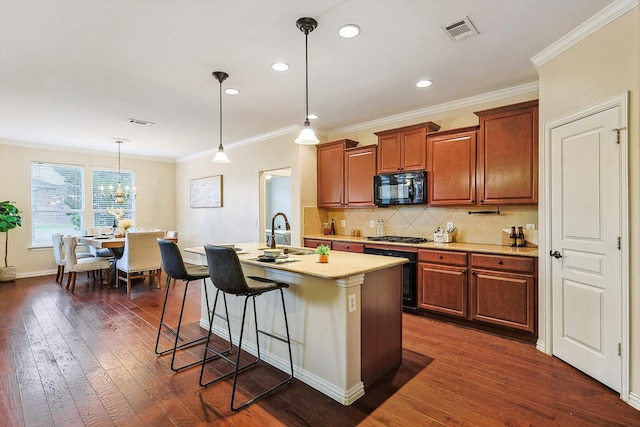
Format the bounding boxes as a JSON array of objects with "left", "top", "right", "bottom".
[
  {"left": 304, "top": 234, "right": 539, "bottom": 257},
  {"left": 184, "top": 242, "right": 408, "bottom": 281}
]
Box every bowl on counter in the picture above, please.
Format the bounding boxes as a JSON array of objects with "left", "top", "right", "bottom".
[{"left": 262, "top": 249, "right": 282, "bottom": 258}]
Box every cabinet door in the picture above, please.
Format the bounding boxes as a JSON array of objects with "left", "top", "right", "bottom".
[
  {"left": 470, "top": 269, "right": 536, "bottom": 332},
  {"left": 317, "top": 143, "right": 346, "bottom": 207},
  {"left": 401, "top": 127, "right": 427, "bottom": 171},
  {"left": 344, "top": 145, "right": 376, "bottom": 207},
  {"left": 476, "top": 101, "right": 538, "bottom": 204},
  {"left": 427, "top": 129, "right": 477, "bottom": 205},
  {"left": 376, "top": 134, "right": 402, "bottom": 173},
  {"left": 417, "top": 262, "right": 468, "bottom": 318}
]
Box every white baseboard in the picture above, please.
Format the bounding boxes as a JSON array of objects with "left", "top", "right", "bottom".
[
  {"left": 17, "top": 269, "right": 57, "bottom": 279},
  {"left": 627, "top": 391, "right": 640, "bottom": 411}
]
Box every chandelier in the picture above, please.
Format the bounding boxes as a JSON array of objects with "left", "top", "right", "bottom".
[{"left": 100, "top": 140, "right": 135, "bottom": 204}]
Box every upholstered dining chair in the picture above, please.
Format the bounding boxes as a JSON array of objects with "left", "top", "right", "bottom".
[
  {"left": 52, "top": 233, "right": 96, "bottom": 284},
  {"left": 85, "top": 227, "right": 115, "bottom": 258},
  {"left": 115, "top": 230, "right": 165, "bottom": 293},
  {"left": 199, "top": 244, "right": 294, "bottom": 411},
  {"left": 62, "top": 236, "right": 112, "bottom": 293}
]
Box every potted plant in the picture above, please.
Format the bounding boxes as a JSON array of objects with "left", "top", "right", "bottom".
[
  {"left": 316, "top": 244, "right": 330, "bottom": 263},
  {"left": 0, "top": 201, "right": 22, "bottom": 282}
]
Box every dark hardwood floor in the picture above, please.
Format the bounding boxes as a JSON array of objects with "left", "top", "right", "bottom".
[{"left": 1, "top": 273, "right": 638, "bottom": 426}]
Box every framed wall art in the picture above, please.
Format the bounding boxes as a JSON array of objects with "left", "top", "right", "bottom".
[{"left": 190, "top": 175, "right": 223, "bottom": 208}]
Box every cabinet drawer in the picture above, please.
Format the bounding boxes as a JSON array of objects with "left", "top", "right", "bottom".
[
  {"left": 304, "top": 238, "right": 332, "bottom": 249},
  {"left": 332, "top": 241, "right": 365, "bottom": 253},
  {"left": 470, "top": 253, "right": 535, "bottom": 274},
  {"left": 418, "top": 250, "right": 467, "bottom": 266}
]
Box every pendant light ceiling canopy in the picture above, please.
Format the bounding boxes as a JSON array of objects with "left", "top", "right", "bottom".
[
  {"left": 212, "top": 71, "right": 231, "bottom": 163},
  {"left": 294, "top": 17, "right": 319, "bottom": 145}
]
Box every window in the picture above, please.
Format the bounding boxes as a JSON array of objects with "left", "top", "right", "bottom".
[
  {"left": 31, "top": 162, "right": 84, "bottom": 248},
  {"left": 92, "top": 168, "right": 136, "bottom": 227}
]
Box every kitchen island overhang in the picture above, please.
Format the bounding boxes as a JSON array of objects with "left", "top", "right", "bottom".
[{"left": 184, "top": 243, "right": 407, "bottom": 405}]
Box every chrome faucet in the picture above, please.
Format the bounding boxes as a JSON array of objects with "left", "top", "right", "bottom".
[{"left": 270, "top": 212, "right": 291, "bottom": 249}]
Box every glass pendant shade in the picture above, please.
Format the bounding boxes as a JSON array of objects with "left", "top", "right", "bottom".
[
  {"left": 295, "top": 120, "right": 319, "bottom": 145},
  {"left": 212, "top": 146, "right": 230, "bottom": 163}
]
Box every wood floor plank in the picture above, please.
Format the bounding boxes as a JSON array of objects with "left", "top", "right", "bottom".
[{"left": 0, "top": 275, "right": 638, "bottom": 426}]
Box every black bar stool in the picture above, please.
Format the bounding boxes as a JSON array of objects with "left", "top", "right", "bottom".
[
  {"left": 156, "top": 239, "right": 231, "bottom": 371},
  {"left": 199, "top": 244, "right": 294, "bottom": 411}
]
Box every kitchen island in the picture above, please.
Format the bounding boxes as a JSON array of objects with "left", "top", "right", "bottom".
[{"left": 184, "top": 242, "right": 407, "bottom": 405}]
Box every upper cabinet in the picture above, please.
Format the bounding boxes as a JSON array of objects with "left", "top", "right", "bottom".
[
  {"left": 344, "top": 145, "right": 377, "bottom": 207},
  {"left": 374, "top": 122, "right": 440, "bottom": 174},
  {"left": 427, "top": 126, "right": 478, "bottom": 206},
  {"left": 317, "top": 139, "right": 368, "bottom": 208},
  {"left": 475, "top": 100, "right": 539, "bottom": 205}
]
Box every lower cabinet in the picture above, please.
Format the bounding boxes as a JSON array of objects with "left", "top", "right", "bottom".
[
  {"left": 469, "top": 253, "right": 537, "bottom": 333},
  {"left": 418, "top": 249, "right": 537, "bottom": 336},
  {"left": 304, "top": 238, "right": 332, "bottom": 249},
  {"left": 417, "top": 250, "right": 468, "bottom": 318}
]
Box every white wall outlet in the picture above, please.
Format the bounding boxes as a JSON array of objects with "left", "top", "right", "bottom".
[
  {"left": 370, "top": 220, "right": 375, "bottom": 228},
  {"left": 446, "top": 221, "right": 454, "bottom": 230},
  {"left": 526, "top": 223, "right": 536, "bottom": 230},
  {"left": 341, "top": 219, "right": 346, "bottom": 228},
  {"left": 348, "top": 293, "right": 357, "bottom": 313}
]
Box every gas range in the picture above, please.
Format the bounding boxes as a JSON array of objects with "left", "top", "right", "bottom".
[{"left": 366, "top": 235, "right": 429, "bottom": 244}]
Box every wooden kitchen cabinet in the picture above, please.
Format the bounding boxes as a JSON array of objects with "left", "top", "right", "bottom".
[
  {"left": 374, "top": 122, "right": 440, "bottom": 174},
  {"left": 469, "top": 253, "right": 537, "bottom": 333},
  {"left": 332, "top": 241, "right": 365, "bottom": 253},
  {"left": 475, "top": 100, "right": 538, "bottom": 205},
  {"left": 417, "top": 249, "right": 468, "bottom": 318},
  {"left": 344, "top": 145, "right": 376, "bottom": 207},
  {"left": 316, "top": 139, "right": 358, "bottom": 207},
  {"left": 427, "top": 126, "right": 478, "bottom": 206}
]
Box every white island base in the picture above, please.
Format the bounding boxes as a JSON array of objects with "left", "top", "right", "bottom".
[{"left": 186, "top": 243, "right": 404, "bottom": 405}]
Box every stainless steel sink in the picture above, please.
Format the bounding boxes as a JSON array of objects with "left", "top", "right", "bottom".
[{"left": 284, "top": 249, "right": 315, "bottom": 256}]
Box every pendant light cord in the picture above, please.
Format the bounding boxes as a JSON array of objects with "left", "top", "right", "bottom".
[
  {"left": 304, "top": 32, "right": 309, "bottom": 120},
  {"left": 219, "top": 78, "right": 223, "bottom": 149}
]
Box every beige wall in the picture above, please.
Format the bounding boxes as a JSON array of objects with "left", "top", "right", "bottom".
[
  {"left": 0, "top": 140, "right": 176, "bottom": 276},
  {"left": 175, "top": 132, "right": 317, "bottom": 254},
  {"left": 537, "top": 6, "right": 639, "bottom": 398}
]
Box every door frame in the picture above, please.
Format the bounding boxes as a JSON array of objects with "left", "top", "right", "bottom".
[{"left": 540, "top": 92, "right": 629, "bottom": 400}]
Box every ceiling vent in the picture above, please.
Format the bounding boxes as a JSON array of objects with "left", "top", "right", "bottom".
[
  {"left": 127, "top": 118, "right": 155, "bottom": 127},
  {"left": 441, "top": 16, "right": 479, "bottom": 42}
]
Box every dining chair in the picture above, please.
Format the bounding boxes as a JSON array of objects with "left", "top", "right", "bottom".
[
  {"left": 52, "top": 233, "right": 66, "bottom": 284},
  {"left": 85, "top": 227, "right": 116, "bottom": 258},
  {"left": 62, "top": 236, "right": 112, "bottom": 293},
  {"left": 115, "top": 230, "right": 165, "bottom": 293},
  {"left": 156, "top": 239, "right": 227, "bottom": 371},
  {"left": 199, "top": 244, "right": 293, "bottom": 411}
]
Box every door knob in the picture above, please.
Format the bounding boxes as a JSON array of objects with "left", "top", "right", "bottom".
[{"left": 549, "top": 250, "right": 562, "bottom": 259}]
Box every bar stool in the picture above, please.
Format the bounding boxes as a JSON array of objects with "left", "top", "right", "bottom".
[
  {"left": 200, "top": 244, "right": 294, "bottom": 411},
  {"left": 156, "top": 239, "right": 230, "bottom": 371}
]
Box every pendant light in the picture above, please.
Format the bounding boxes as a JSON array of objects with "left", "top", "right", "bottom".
[
  {"left": 212, "top": 71, "right": 230, "bottom": 163},
  {"left": 100, "top": 139, "right": 136, "bottom": 204},
  {"left": 294, "top": 17, "right": 319, "bottom": 145}
]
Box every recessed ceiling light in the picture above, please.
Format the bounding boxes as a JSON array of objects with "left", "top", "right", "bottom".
[
  {"left": 272, "top": 62, "right": 289, "bottom": 71},
  {"left": 307, "top": 114, "right": 318, "bottom": 120},
  {"left": 338, "top": 24, "right": 360, "bottom": 39},
  {"left": 416, "top": 80, "right": 433, "bottom": 88},
  {"left": 225, "top": 88, "right": 239, "bottom": 95}
]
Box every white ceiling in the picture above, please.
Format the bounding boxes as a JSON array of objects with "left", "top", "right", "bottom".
[{"left": 0, "top": 0, "right": 614, "bottom": 161}]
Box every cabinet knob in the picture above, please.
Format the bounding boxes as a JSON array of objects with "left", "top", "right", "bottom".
[
  {"left": 471, "top": 270, "right": 476, "bottom": 275},
  {"left": 497, "top": 260, "right": 503, "bottom": 265},
  {"left": 438, "top": 255, "right": 443, "bottom": 259},
  {"left": 462, "top": 268, "right": 467, "bottom": 275}
]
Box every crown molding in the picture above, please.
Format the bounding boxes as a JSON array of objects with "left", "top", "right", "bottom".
[
  {"left": 531, "top": 0, "right": 639, "bottom": 69},
  {"left": 327, "top": 81, "right": 539, "bottom": 138}
]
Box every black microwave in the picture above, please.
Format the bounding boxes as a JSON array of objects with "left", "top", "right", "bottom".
[{"left": 373, "top": 171, "right": 427, "bottom": 206}]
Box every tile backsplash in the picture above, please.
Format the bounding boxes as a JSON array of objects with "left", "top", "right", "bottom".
[{"left": 304, "top": 205, "right": 538, "bottom": 246}]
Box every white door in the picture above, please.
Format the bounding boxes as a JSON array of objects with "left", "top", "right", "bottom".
[{"left": 550, "top": 105, "right": 622, "bottom": 392}]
